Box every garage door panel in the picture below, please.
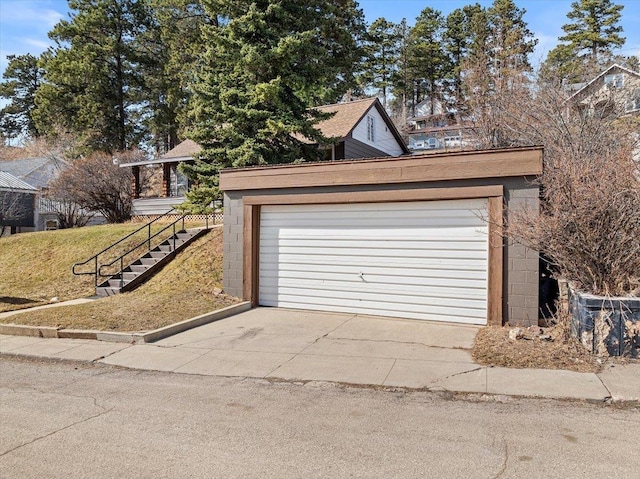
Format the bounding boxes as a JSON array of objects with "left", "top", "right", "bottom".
[
  {"left": 259, "top": 200, "right": 489, "bottom": 325},
  {"left": 262, "top": 297, "right": 487, "bottom": 324},
  {"left": 260, "top": 254, "right": 488, "bottom": 271},
  {"left": 264, "top": 276, "right": 486, "bottom": 304},
  {"left": 261, "top": 245, "right": 488, "bottom": 260},
  {"left": 262, "top": 237, "right": 486, "bottom": 250},
  {"left": 260, "top": 264, "right": 487, "bottom": 288}
]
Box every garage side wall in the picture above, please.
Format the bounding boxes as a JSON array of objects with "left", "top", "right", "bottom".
[{"left": 223, "top": 177, "right": 539, "bottom": 327}]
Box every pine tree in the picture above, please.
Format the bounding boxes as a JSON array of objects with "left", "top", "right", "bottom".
[
  {"left": 486, "top": 0, "right": 537, "bottom": 73},
  {"left": 461, "top": 0, "right": 537, "bottom": 148},
  {"left": 407, "top": 7, "right": 450, "bottom": 116},
  {"left": 0, "top": 54, "right": 44, "bottom": 141},
  {"left": 443, "top": 4, "right": 486, "bottom": 111},
  {"left": 543, "top": 0, "right": 626, "bottom": 82},
  {"left": 34, "top": 0, "right": 154, "bottom": 153},
  {"left": 560, "top": 0, "right": 625, "bottom": 62},
  {"left": 361, "top": 18, "right": 400, "bottom": 109},
  {"left": 182, "top": 0, "right": 366, "bottom": 210},
  {"left": 389, "top": 19, "right": 411, "bottom": 122},
  {"left": 139, "top": 0, "right": 214, "bottom": 155}
]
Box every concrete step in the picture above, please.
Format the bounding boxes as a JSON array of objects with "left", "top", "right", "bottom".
[
  {"left": 127, "top": 264, "right": 150, "bottom": 273},
  {"left": 96, "top": 286, "right": 121, "bottom": 297}
]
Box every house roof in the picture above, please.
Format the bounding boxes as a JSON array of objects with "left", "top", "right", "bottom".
[
  {"left": 162, "top": 139, "right": 202, "bottom": 160},
  {"left": 0, "top": 157, "right": 53, "bottom": 178},
  {"left": 0, "top": 171, "right": 38, "bottom": 192},
  {"left": 308, "top": 97, "right": 409, "bottom": 154},
  {"left": 121, "top": 99, "right": 409, "bottom": 169},
  {"left": 566, "top": 64, "right": 640, "bottom": 103},
  {"left": 119, "top": 139, "right": 203, "bottom": 167},
  {"left": 314, "top": 97, "right": 379, "bottom": 138}
]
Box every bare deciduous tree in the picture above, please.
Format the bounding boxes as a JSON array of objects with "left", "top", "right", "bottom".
[
  {"left": 463, "top": 66, "right": 640, "bottom": 296},
  {"left": 49, "top": 150, "right": 149, "bottom": 224}
]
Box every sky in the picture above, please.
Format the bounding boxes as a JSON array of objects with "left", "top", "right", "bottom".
[{"left": 1, "top": 0, "right": 640, "bottom": 76}]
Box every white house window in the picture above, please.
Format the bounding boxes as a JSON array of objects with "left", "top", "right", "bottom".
[
  {"left": 366, "top": 115, "right": 375, "bottom": 143},
  {"left": 170, "top": 164, "right": 190, "bottom": 197},
  {"left": 604, "top": 73, "right": 624, "bottom": 89}
]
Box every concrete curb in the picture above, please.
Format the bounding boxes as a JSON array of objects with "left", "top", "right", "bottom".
[{"left": 0, "top": 302, "right": 252, "bottom": 344}]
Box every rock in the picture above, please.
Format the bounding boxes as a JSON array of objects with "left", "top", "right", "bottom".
[
  {"left": 527, "top": 326, "right": 543, "bottom": 337},
  {"left": 508, "top": 328, "right": 524, "bottom": 341},
  {"left": 539, "top": 334, "right": 553, "bottom": 341},
  {"left": 213, "top": 287, "right": 223, "bottom": 296},
  {"left": 50, "top": 297, "right": 59, "bottom": 303}
]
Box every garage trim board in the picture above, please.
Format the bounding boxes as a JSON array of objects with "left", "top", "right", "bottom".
[{"left": 243, "top": 186, "right": 503, "bottom": 326}]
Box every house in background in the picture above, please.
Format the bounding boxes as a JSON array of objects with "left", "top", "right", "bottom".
[
  {"left": 0, "top": 156, "right": 67, "bottom": 232},
  {"left": 0, "top": 171, "right": 37, "bottom": 236},
  {"left": 0, "top": 156, "right": 105, "bottom": 230},
  {"left": 122, "top": 98, "right": 409, "bottom": 216},
  {"left": 311, "top": 97, "right": 409, "bottom": 159},
  {"left": 0, "top": 156, "right": 69, "bottom": 190},
  {"left": 407, "top": 98, "right": 476, "bottom": 153},
  {"left": 566, "top": 64, "right": 640, "bottom": 118},
  {"left": 121, "top": 139, "right": 200, "bottom": 217}
]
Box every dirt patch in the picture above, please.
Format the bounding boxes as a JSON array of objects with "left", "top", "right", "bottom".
[{"left": 472, "top": 325, "right": 603, "bottom": 373}]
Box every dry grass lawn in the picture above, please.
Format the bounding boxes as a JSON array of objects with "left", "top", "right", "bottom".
[
  {"left": 0, "top": 223, "right": 164, "bottom": 312},
  {"left": 1, "top": 227, "right": 240, "bottom": 331},
  {"left": 472, "top": 324, "right": 602, "bottom": 373}
]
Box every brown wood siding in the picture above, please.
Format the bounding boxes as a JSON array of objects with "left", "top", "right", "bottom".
[
  {"left": 220, "top": 147, "right": 543, "bottom": 191},
  {"left": 343, "top": 138, "right": 389, "bottom": 160}
]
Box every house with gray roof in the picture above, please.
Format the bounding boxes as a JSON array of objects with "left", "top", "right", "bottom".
[{"left": 0, "top": 171, "right": 37, "bottom": 235}]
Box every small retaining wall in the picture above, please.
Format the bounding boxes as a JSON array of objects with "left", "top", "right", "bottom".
[{"left": 570, "top": 290, "right": 640, "bottom": 357}]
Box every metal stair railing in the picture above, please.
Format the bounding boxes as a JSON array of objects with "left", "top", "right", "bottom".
[
  {"left": 72, "top": 209, "right": 211, "bottom": 287},
  {"left": 97, "top": 215, "right": 190, "bottom": 290}
]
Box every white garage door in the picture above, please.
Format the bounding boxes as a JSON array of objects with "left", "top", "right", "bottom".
[{"left": 259, "top": 199, "right": 489, "bottom": 325}]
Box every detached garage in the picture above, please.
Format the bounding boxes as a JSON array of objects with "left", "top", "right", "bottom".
[{"left": 220, "top": 147, "right": 543, "bottom": 327}]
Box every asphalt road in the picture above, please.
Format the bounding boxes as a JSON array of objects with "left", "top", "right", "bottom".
[{"left": 1, "top": 356, "right": 638, "bottom": 479}]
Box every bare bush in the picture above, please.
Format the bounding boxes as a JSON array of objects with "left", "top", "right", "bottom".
[
  {"left": 464, "top": 67, "right": 640, "bottom": 296},
  {"left": 49, "top": 150, "right": 148, "bottom": 223}
]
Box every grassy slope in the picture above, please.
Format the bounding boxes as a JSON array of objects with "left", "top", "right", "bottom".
[
  {"left": 0, "top": 224, "right": 155, "bottom": 312},
  {"left": 2, "top": 228, "right": 238, "bottom": 331}
]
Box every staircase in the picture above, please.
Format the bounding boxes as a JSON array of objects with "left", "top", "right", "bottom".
[{"left": 73, "top": 211, "right": 214, "bottom": 297}]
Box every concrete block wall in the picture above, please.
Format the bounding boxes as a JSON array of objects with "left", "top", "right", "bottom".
[
  {"left": 503, "top": 185, "right": 540, "bottom": 326},
  {"left": 223, "top": 192, "right": 244, "bottom": 298}
]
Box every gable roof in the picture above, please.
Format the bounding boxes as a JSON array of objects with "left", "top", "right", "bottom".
[
  {"left": 567, "top": 64, "right": 640, "bottom": 103},
  {"left": 0, "top": 171, "right": 38, "bottom": 192},
  {"left": 162, "top": 139, "right": 202, "bottom": 160},
  {"left": 314, "top": 98, "right": 409, "bottom": 153},
  {"left": 315, "top": 97, "right": 378, "bottom": 138},
  {"left": 0, "top": 157, "right": 53, "bottom": 178},
  {"left": 119, "top": 139, "right": 203, "bottom": 167}
]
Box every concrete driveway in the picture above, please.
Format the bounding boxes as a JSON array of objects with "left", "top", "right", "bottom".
[{"left": 100, "top": 307, "right": 481, "bottom": 389}]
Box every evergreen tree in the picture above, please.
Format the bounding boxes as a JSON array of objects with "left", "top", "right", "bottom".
[
  {"left": 486, "top": 0, "right": 537, "bottom": 73},
  {"left": 389, "top": 18, "right": 411, "bottom": 122},
  {"left": 542, "top": 0, "right": 626, "bottom": 83},
  {"left": 461, "top": 0, "right": 537, "bottom": 148},
  {"left": 0, "top": 54, "right": 44, "bottom": 141},
  {"left": 559, "top": 0, "right": 625, "bottom": 62},
  {"left": 139, "top": 0, "right": 214, "bottom": 155},
  {"left": 443, "top": 3, "right": 485, "bottom": 110},
  {"left": 34, "top": 0, "right": 154, "bottom": 153},
  {"left": 183, "top": 0, "right": 366, "bottom": 210},
  {"left": 407, "top": 7, "right": 450, "bottom": 115},
  {"left": 361, "top": 18, "right": 400, "bottom": 109}
]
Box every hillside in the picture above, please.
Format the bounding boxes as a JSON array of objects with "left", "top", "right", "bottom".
[{"left": 0, "top": 225, "right": 239, "bottom": 331}]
